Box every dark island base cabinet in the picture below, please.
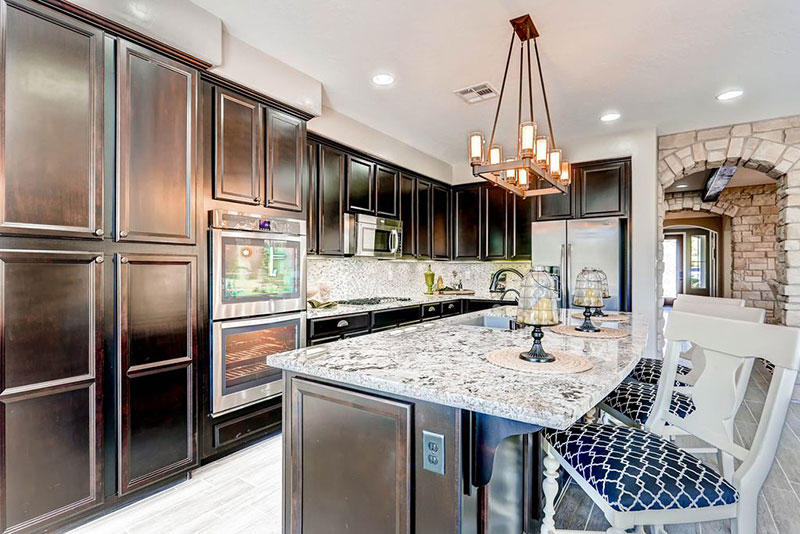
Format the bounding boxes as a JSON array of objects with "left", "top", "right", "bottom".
[
  {"left": 117, "top": 39, "right": 197, "bottom": 245},
  {"left": 0, "top": 0, "right": 105, "bottom": 240},
  {"left": 0, "top": 251, "right": 104, "bottom": 534},
  {"left": 117, "top": 254, "right": 197, "bottom": 495}
]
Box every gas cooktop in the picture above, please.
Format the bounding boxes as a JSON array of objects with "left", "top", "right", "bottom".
[{"left": 337, "top": 297, "right": 412, "bottom": 306}]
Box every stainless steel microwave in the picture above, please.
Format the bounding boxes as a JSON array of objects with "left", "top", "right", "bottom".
[{"left": 355, "top": 214, "right": 402, "bottom": 259}]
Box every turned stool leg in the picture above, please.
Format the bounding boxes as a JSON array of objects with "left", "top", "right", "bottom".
[{"left": 541, "top": 443, "right": 559, "bottom": 534}]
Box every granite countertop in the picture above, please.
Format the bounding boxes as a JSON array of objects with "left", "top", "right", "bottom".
[
  {"left": 306, "top": 292, "right": 511, "bottom": 319},
  {"left": 269, "top": 307, "right": 648, "bottom": 429}
]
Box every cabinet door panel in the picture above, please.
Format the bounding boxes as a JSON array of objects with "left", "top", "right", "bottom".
[
  {"left": 399, "top": 174, "right": 416, "bottom": 257},
  {"left": 1, "top": 1, "right": 104, "bottom": 238},
  {"left": 347, "top": 156, "right": 374, "bottom": 214},
  {"left": 510, "top": 195, "right": 533, "bottom": 260},
  {"left": 118, "top": 40, "right": 197, "bottom": 244},
  {"left": 266, "top": 109, "right": 304, "bottom": 212},
  {"left": 578, "top": 159, "right": 630, "bottom": 218},
  {"left": 214, "top": 88, "right": 262, "bottom": 205},
  {"left": 375, "top": 165, "right": 399, "bottom": 218},
  {"left": 289, "top": 378, "right": 410, "bottom": 534},
  {"left": 432, "top": 185, "right": 450, "bottom": 259},
  {"left": 319, "top": 145, "right": 346, "bottom": 256},
  {"left": 536, "top": 178, "right": 575, "bottom": 221},
  {"left": 118, "top": 254, "right": 196, "bottom": 494},
  {"left": 453, "top": 185, "right": 481, "bottom": 259},
  {"left": 484, "top": 186, "right": 507, "bottom": 259},
  {"left": 307, "top": 140, "right": 319, "bottom": 253},
  {"left": 416, "top": 180, "right": 431, "bottom": 259},
  {"left": 0, "top": 251, "right": 103, "bottom": 533}
]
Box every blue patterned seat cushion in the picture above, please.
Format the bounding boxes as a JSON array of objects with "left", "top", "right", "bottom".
[
  {"left": 603, "top": 381, "right": 695, "bottom": 425},
  {"left": 630, "top": 358, "right": 691, "bottom": 385},
  {"left": 544, "top": 422, "right": 738, "bottom": 512}
]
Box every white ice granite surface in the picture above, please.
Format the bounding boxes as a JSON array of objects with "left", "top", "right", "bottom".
[
  {"left": 268, "top": 307, "right": 648, "bottom": 429},
  {"left": 306, "top": 293, "right": 507, "bottom": 319}
]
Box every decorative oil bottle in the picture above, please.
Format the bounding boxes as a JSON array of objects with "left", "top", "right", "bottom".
[{"left": 424, "top": 264, "right": 435, "bottom": 295}]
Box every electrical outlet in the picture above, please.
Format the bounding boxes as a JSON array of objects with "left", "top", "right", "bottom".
[
  {"left": 464, "top": 271, "right": 472, "bottom": 281},
  {"left": 422, "top": 430, "right": 445, "bottom": 475}
]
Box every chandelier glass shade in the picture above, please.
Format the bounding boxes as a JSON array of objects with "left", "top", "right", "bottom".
[{"left": 467, "top": 14, "right": 571, "bottom": 198}]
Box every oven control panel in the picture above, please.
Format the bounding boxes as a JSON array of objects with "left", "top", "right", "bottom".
[{"left": 210, "top": 210, "right": 305, "bottom": 236}]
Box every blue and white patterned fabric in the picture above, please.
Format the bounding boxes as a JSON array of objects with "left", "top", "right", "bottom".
[
  {"left": 603, "top": 381, "right": 695, "bottom": 426},
  {"left": 543, "top": 422, "right": 738, "bottom": 512},
  {"left": 629, "top": 357, "right": 691, "bottom": 385}
]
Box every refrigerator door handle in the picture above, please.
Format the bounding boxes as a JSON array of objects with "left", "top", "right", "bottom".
[
  {"left": 567, "top": 243, "right": 573, "bottom": 307},
  {"left": 559, "top": 244, "right": 566, "bottom": 306}
]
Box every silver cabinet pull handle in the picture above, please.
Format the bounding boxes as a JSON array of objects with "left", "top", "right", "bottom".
[
  {"left": 94, "top": 228, "right": 103, "bottom": 236},
  {"left": 120, "top": 256, "right": 129, "bottom": 264},
  {"left": 428, "top": 306, "right": 435, "bottom": 312},
  {"left": 447, "top": 304, "right": 455, "bottom": 309},
  {"left": 119, "top": 230, "right": 128, "bottom": 238},
  {"left": 336, "top": 319, "right": 349, "bottom": 328},
  {"left": 95, "top": 256, "right": 104, "bottom": 263}
]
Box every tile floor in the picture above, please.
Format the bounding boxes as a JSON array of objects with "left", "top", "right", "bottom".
[{"left": 69, "top": 363, "right": 800, "bottom": 533}]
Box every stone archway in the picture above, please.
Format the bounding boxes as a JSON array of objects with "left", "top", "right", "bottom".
[{"left": 655, "top": 115, "right": 800, "bottom": 351}]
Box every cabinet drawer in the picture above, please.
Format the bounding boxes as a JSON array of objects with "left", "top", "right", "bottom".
[
  {"left": 464, "top": 299, "right": 506, "bottom": 313},
  {"left": 441, "top": 300, "right": 462, "bottom": 317},
  {"left": 309, "top": 313, "right": 370, "bottom": 339},
  {"left": 213, "top": 403, "right": 281, "bottom": 448},
  {"left": 421, "top": 302, "right": 442, "bottom": 320},
  {"left": 372, "top": 306, "right": 422, "bottom": 330}
]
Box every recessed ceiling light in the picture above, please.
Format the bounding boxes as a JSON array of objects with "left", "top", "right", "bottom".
[
  {"left": 372, "top": 73, "right": 395, "bottom": 86},
  {"left": 716, "top": 90, "right": 743, "bottom": 101},
  {"left": 676, "top": 184, "right": 688, "bottom": 188},
  {"left": 600, "top": 112, "right": 621, "bottom": 122}
]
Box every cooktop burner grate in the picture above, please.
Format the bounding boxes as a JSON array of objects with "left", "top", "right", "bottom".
[{"left": 337, "top": 297, "right": 412, "bottom": 306}]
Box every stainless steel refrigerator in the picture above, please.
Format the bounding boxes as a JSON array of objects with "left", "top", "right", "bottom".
[{"left": 531, "top": 217, "right": 629, "bottom": 311}]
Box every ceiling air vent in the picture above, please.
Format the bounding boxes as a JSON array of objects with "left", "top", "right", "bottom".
[{"left": 453, "top": 82, "right": 498, "bottom": 104}]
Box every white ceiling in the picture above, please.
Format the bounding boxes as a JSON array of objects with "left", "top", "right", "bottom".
[{"left": 192, "top": 0, "right": 800, "bottom": 167}]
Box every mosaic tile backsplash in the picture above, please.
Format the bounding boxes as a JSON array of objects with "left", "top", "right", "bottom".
[{"left": 307, "top": 256, "right": 532, "bottom": 300}]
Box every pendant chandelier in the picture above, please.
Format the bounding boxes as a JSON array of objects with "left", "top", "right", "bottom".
[{"left": 467, "top": 14, "right": 570, "bottom": 198}]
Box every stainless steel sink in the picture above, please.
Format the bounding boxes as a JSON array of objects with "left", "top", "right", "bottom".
[{"left": 455, "top": 315, "right": 521, "bottom": 330}]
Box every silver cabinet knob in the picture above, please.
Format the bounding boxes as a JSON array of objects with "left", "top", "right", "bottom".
[
  {"left": 447, "top": 304, "right": 455, "bottom": 309},
  {"left": 119, "top": 230, "right": 128, "bottom": 238},
  {"left": 95, "top": 256, "right": 104, "bottom": 263},
  {"left": 94, "top": 228, "right": 103, "bottom": 236},
  {"left": 120, "top": 256, "right": 129, "bottom": 264},
  {"left": 428, "top": 306, "right": 436, "bottom": 312},
  {"left": 336, "top": 319, "right": 349, "bottom": 328},
  {"left": 254, "top": 197, "right": 262, "bottom": 203}
]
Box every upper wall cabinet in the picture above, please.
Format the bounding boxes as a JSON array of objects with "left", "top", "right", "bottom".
[
  {"left": 117, "top": 39, "right": 197, "bottom": 244},
  {"left": 483, "top": 185, "right": 507, "bottom": 260},
  {"left": 416, "top": 180, "right": 432, "bottom": 259},
  {"left": 375, "top": 165, "right": 399, "bottom": 218},
  {"left": 536, "top": 178, "right": 575, "bottom": 221},
  {"left": 577, "top": 158, "right": 631, "bottom": 219},
  {"left": 214, "top": 87, "right": 262, "bottom": 205},
  {"left": 399, "top": 174, "right": 416, "bottom": 257},
  {"left": 432, "top": 185, "right": 450, "bottom": 259},
  {"left": 346, "top": 155, "right": 375, "bottom": 215},
  {"left": 266, "top": 108, "right": 305, "bottom": 213},
  {"left": 0, "top": 0, "right": 104, "bottom": 239},
  {"left": 509, "top": 194, "right": 533, "bottom": 260},
  {"left": 318, "top": 144, "right": 347, "bottom": 256},
  {"left": 453, "top": 185, "right": 481, "bottom": 260},
  {"left": 307, "top": 140, "right": 319, "bottom": 253}
]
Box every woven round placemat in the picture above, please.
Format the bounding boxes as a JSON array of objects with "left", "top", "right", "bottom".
[
  {"left": 486, "top": 347, "right": 593, "bottom": 374},
  {"left": 550, "top": 323, "right": 629, "bottom": 339},
  {"left": 570, "top": 312, "right": 630, "bottom": 323}
]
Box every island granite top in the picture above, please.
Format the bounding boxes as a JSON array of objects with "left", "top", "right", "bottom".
[{"left": 268, "top": 306, "right": 648, "bottom": 430}]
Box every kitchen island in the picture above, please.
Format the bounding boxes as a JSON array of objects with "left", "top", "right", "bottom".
[{"left": 269, "top": 306, "right": 648, "bottom": 533}]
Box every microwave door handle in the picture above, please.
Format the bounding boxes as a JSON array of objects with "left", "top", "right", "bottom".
[{"left": 390, "top": 229, "right": 399, "bottom": 253}]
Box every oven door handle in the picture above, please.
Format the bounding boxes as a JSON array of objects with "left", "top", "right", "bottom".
[{"left": 389, "top": 229, "right": 399, "bottom": 254}]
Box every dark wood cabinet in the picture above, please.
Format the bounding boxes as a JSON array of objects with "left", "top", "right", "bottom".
[
  {"left": 213, "top": 88, "right": 262, "bottom": 205},
  {"left": 375, "top": 165, "right": 399, "bottom": 218},
  {"left": 453, "top": 185, "right": 481, "bottom": 260},
  {"left": 307, "top": 140, "right": 319, "bottom": 253},
  {"left": 536, "top": 178, "right": 575, "bottom": 221},
  {"left": 577, "top": 158, "right": 630, "bottom": 218},
  {"left": 287, "top": 378, "right": 411, "bottom": 534},
  {"left": 483, "top": 186, "right": 508, "bottom": 259},
  {"left": 416, "top": 180, "right": 432, "bottom": 259},
  {"left": 399, "top": 174, "right": 416, "bottom": 257},
  {"left": 509, "top": 194, "right": 534, "bottom": 260},
  {"left": 318, "top": 144, "right": 347, "bottom": 256},
  {"left": 117, "top": 40, "right": 197, "bottom": 244},
  {"left": 432, "top": 185, "right": 450, "bottom": 259},
  {"left": 0, "top": 250, "right": 104, "bottom": 533},
  {"left": 346, "top": 155, "right": 375, "bottom": 214},
  {"left": 0, "top": 0, "right": 104, "bottom": 239},
  {"left": 266, "top": 108, "right": 305, "bottom": 212},
  {"left": 117, "top": 254, "right": 197, "bottom": 494}
]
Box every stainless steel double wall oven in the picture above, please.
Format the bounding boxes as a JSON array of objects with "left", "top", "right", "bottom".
[{"left": 210, "top": 210, "right": 307, "bottom": 416}]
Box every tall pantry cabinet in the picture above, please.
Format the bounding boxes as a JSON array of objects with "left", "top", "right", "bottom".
[{"left": 0, "top": 1, "right": 200, "bottom": 532}]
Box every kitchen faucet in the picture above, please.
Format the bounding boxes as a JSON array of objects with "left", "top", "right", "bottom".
[
  {"left": 499, "top": 288, "right": 520, "bottom": 303},
  {"left": 489, "top": 268, "right": 524, "bottom": 293}
]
